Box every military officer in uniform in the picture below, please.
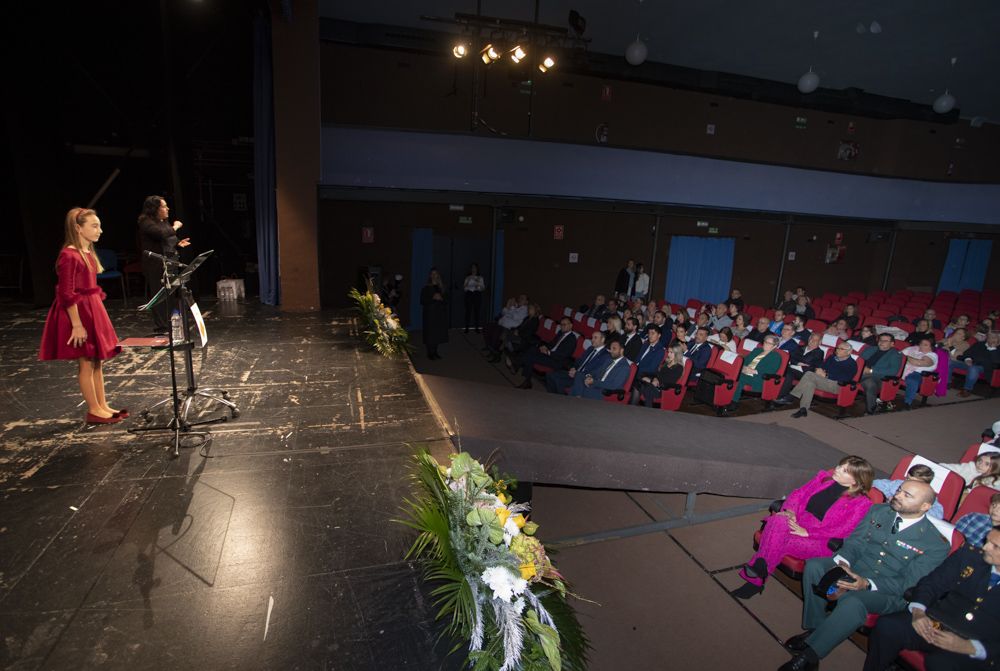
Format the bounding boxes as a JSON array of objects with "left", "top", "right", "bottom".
[
  {"left": 863, "top": 526, "right": 1000, "bottom": 670},
  {"left": 780, "top": 480, "right": 950, "bottom": 670}
]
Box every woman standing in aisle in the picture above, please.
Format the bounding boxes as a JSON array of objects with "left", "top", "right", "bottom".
[
  {"left": 39, "top": 208, "right": 125, "bottom": 424},
  {"left": 463, "top": 263, "right": 486, "bottom": 333}
]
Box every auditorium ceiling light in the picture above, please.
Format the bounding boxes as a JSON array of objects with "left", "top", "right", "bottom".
[
  {"left": 480, "top": 44, "right": 500, "bottom": 64},
  {"left": 452, "top": 43, "right": 468, "bottom": 58},
  {"left": 538, "top": 56, "right": 556, "bottom": 73},
  {"left": 510, "top": 45, "right": 527, "bottom": 63},
  {"left": 797, "top": 30, "right": 821, "bottom": 94},
  {"left": 933, "top": 56, "right": 959, "bottom": 114}
]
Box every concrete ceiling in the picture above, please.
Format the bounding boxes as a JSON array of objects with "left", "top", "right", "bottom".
[{"left": 319, "top": 0, "right": 1000, "bottom": 122}]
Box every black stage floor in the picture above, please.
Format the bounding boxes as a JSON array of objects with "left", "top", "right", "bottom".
[{"left": 0, "top": 301, "right": 458, "bottom": 670}]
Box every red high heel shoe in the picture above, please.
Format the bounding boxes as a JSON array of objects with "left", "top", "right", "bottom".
[
  {"left": 112, "top": 408, "right": 129, "bottom": 419},
  {"left": 86, "top": 412, "right": 121, "bottom": 425}
]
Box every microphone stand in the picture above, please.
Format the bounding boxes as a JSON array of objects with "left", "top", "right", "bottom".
[{"left": 130, "top": 250, "right": 238, "bottom": 457}]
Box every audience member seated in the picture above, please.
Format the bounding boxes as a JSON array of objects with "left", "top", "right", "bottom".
[
  {"left": 857, "top": 325, "right": 877, "bottom": 347},
  {"left": 838, "top": 304, "right": 860, "bottom": 330},
  {"left": 792, "top": 315, "right": 811, "bottom": 343},
  {"left": 708, "top": 326, "right": 737, "bottom": 352},
  {"left": 621, "top": 317, "right": 643, "bottom": 362},
  {"left": 685, "top": 328, "right": 713, "bottom": 376},
  {"left": 785, "top": 341, "right": 859, "bottom": 418},
  {"left": 900, "top": 337, "right": 938, "bottom": 409},
  {"left": 725, "top": 334, "right": 782, "bottom": 413},
  {"left": 872, "top": 464, "right": 945, "bottom": 519},
  {"left": 644, "top": 300, "right": 658, "bottom": 322},
  {"left": 793, "top": 295, "right": 815, "bottom": 321},
  {"left": 709, "top": 302, "right": 733, "bottom": 330},
  {"left": 940, "top": 451, "right": 1000, "bottom": 490},
  {"left": 605, "top": 298, "right": 621, "bottom": 319},
  {"left": 975, "top": 318, "right": 995, "bottom": 342},
  {"left": 778, "top": 323, "right": 803, "bottom": 356},
  {"left": 728, "top": 302, "right": 741, "bottom": 320},
  {"left": 731, "top": 313, "right": 751, "bottom": 339},
  {"left": 859, "top": 333, "right": 903, "bottom": 415},
  {"left": 907, "top": 319, "right": 935, "bottom": 346},
  {"left": 670, "top": 324, "right": 690, "bottom": 349},
  {"left": 773, "top": 332, "right": 826, "bottom": 403},
  {"left": 825, "top": 318, "right": 852, "bottom": 340},
  {"left": 726, "top": 288, "right": 745, "bottom": 313},
  {"left": 517, "top": 316, "right": 579, "bottom": 389},
  {"left": 957, "top": 330, "right": 1000, "bottom": 395},
  {"left": 544, "top": 331, "right": 610, "bottom": 395},
  {"left": 862, "top": 526, "right": 1000, "bottom": 671},
  {"left": 692, "top": 311, "right": 711, "bottom": 333},
  {"left": 586, "top": 294, "right": 609, "bottom": 320},
  {"left": 777, "top": 290, "right": 797, "bottom": 314},
  {"left": 486, "top": 294, "right": 528, "bottom": 353},
  {"left": 944, "top": 313, "right": 971, "bottom": 337},
  {"left": 634, "top": 325, "right": 666, "bottom": 378},
  {"left": 604, "top": 315, "right": 624, "bottom": 345},
  {"left": 941, "top": 327, "right": 973, "bottom": 394},
  {"left": 629, "top": 297, "right": 645, "bottom": 319},
  {"left": 673, "top": 309, "right": 692, "bottom": 334},
  {"left": 954, "top": 491, "right": 1000, "bottom": 548},
  {"left": 769, "top": 309, "right": 787, "bottom": 334},
  {"left": 632, "top": 342, "right": 686, "bottom": 407},
  {"left": 915, "top": 308, "right": 942, "bottom": 330},
  {"left": 571, "top": 340, "right": 630, "bottom": 400},
  {"left": 651, "top": 310, "right": 672, "bottom": 336},
  {"left": 750, "top": 316, "right": 773, "bottom": 342},
  {"left": 731, "top": 456, "right": 874, "bottom": 600},
  {"left": 780, "top": 481, "right": 948, "bottom": 671}
]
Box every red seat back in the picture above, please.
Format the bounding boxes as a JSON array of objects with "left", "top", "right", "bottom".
[
  {"left": 888, "top": 455, "right": 966, "bottom": 519},
  {"left": 658, "top": 359, "right": 693, "bottom": 411},
  {"left": 950, "top": 485, "right": 1000, "bottom": 523}
]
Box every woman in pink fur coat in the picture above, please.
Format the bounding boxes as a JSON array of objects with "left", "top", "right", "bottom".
[{"left": 732, "top": 455, "right": 875, "bottom": 599}]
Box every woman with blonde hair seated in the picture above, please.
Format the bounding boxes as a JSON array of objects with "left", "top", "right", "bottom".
[{"left": 731, "top": 455, "right": 874, "bottom": 599}]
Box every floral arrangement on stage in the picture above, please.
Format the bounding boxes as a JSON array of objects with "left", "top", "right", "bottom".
[
  {"left": 348, "top": 284, "right": 410, "bottom": 357},
  {"left": 401, "top": 450, "right": 589, "bottom": 671}
]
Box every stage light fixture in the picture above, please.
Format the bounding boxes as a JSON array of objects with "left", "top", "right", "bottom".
[
  {"left": 538, "top": 56, "right": 556, "bottom": 73},
  {"left": 480, "top": 44, "right": 500, "bottom": 64},
  {"left": 452, "top": 43, "right": 468, "bottom": 58},
  {"left": 510, "top": 45, "right": 527, "bottom": 63}
]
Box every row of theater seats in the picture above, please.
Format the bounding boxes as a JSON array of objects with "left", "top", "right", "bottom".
[{"left": 754, "top": 441, "right": 1000, "bottom": 669}]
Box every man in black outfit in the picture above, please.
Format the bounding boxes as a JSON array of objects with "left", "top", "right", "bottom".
[
  {"left": 621, "top": 317, "right": 643, "bottom": 363},
  {"left": 137, "top": 195, "right": 190, "bottom": 334},
  {"left": 518, "top": 317, "right": 578, "bottom": 389},
  {"left": 863, "top": 527, "right": 1000, "bottom": 670}
]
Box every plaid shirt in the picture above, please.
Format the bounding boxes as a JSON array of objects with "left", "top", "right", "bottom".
[{"left": 955, "top": 512, "right": 994, "bottom": 547}]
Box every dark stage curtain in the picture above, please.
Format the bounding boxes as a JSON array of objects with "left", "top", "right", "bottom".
[{"left": 253, "top": 12, "right": 280, "bottom": 306}]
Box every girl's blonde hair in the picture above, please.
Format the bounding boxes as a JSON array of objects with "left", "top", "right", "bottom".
[{"left": 62, "top": 207, "right": 104, "bottom": 272}]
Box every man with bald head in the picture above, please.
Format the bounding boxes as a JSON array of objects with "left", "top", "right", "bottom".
[{"left": 780, "top": 480, "right": 950, "bottom": 671}]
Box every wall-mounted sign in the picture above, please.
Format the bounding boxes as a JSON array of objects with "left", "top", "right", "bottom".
[
  {"left": 696, "top": 220, "right": 709, "bottom": 228},
  {"left": 458, "top": 215, "right": 473, "bottom": 224},
  {"left": 708, "top": 227, "right": 719, "bottom": 234},
  {"left": 568, "top": 253, "right": 579, "bottom": 263},
  {"left": 788, "top": 251, "right": 796, "bottom": 261},
  {"left": 361, "top": 227, "right": 375, "bottom": 244},
  {"left": 795, "top": 116, "right": 808, "bottom": 129},
  {"left": 553, "top": 225, "right": 564, "bottom": 240},
  {"left": 448, "top": 204, "right": 465, "bottom": 212},
  {"left": 600, "top": 84, "right": 612, "bottom": 101},
  {"left": 706, "top": 123, "right": 716, "bottom": 136}
]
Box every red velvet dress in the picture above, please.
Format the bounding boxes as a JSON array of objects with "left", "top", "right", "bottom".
[{"left": 39, "top": 248, "right": 121, "bottom": 361}]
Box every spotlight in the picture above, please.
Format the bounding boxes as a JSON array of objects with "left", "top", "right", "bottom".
[
  {"left": 452, "top": 43, "right": 468, "bottom": 58},
  {"left": 510, "top": 45, "right": 526, "bottom": 63},
  {"left": 538, "top": 56, "right": 556, "bottom": 73},
  {"left": 480, "top": 44, "right": 500, "bottom": 64}
]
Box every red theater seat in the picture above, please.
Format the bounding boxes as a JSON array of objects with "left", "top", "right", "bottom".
[{"left": 656, "top": 359, "right": 693, "bottom": 411}]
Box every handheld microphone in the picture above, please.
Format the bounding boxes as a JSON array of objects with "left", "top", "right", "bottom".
[{"left": 144, "top": 250, "right": 184, "bottom": 266}]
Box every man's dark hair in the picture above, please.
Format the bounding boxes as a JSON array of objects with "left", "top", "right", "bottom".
[
  {"left": 625, "top": 317, "right": 638, "bottom": 329},
  {"left": 646, "top": 324, "right": 661, "bottom": 334},
  {"left": 696, "top": 327, "right": 710, "bottom": 336},
  {"left": 654, "top": 310, "right": 667, "bottom": 320},
  {"left": 878, "top": 333, "right": 895, "bottom": 342}
]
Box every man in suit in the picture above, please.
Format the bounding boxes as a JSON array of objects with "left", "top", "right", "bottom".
[
  {"left": 544, "top": 331, "right": 610, "bottom": 394},
  {"left": 792, "top": 315, "right": 812, "bottom": 344},
  {"left": 863, "top": 526, "right": 1000, "bottom": 670},
  {"left": 780, "top": 481, "right": 950, "bottom": 671},
  {"left": 786, "top": 342, "right": 859, "bottom": 418},
  {"left": 860, "top": 333, "right": 904, "bottom": 415},
  {"left": 651, "top": 310, "right": 673, "bottom": 337},
  {"left": 749, "top": 316, "right": 773, "bottom": 343},
  {"left": 685, "top": 328, "right": 713, "bottom": 376},
  {"left": 773, "top": 332, "right": 829, "bottom": 404},
  {"left": 778, "top": 323, "right": 803, "bottom": 357},
  {"left": 634, "top": 325, "right": 666, "bottom": 378},
  {"left": 621, "top": 317, "right": 643, "bottom": 363},
  {"left": 518, "top": 317, "right": 578, "bottom": 389},
  {"left": 572, "top": 340, "right": 631, "bottom": 400},
  {"left": 726, "top": 334, "right": 782, "bottom": 411},
  {"left": 955, "top": 330, "right": 1000, "bottom": 397}
]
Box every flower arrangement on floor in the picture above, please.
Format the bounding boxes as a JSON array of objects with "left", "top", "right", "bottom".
[
  {"left": 401, "top": 450, "right": 589, "bottom": 671},
  {"left": 348, "top": 283, "right": 410, "bottom": 357}
]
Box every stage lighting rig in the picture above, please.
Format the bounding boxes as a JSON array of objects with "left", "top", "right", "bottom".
[
  {"left": 452, "top": 43, "right": 468, "bottom": 58},
  {"left": 480, "top": 43, "right": 500, "bottom": 64},
  {"left": 509, "top": 45, "right": 527, "bottom": 63},
  {"left": 538, "top": 56, "right": 556, "bottom": 73}
]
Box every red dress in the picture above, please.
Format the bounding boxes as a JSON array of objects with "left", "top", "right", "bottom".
[{"left": 39, "top": 248, "right": 121, "bottom": 361}]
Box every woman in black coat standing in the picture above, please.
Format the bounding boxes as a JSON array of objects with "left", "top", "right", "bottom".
[
  {"left": 137, "top": 195, "right": 191, "bottom": 334},
  {"left": 421, "top": 268, "right": 448, "bottom": 360}
]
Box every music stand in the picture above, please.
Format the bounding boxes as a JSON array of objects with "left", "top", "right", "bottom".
[{"left": 130, "top": 250, "right": 239, "bottom": 457}]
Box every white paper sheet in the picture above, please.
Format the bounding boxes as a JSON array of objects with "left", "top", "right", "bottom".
[{"left": 719, "top": 350, "right": 738, "bottom": 364}]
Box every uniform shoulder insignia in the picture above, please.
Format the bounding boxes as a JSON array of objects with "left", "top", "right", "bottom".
[{"left": 960, "top": 566, "right": 975, "bottom": 579}]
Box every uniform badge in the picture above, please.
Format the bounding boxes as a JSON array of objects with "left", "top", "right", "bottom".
[{"left": 960, "top": 566, "right": 975, "bottom": 579}]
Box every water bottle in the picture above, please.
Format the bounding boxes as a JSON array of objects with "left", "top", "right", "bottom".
[{"left": 171, "top": 309, "right": 183, "bottom": 343}]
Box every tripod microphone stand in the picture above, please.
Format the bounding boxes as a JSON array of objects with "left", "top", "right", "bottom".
[{"left": 130, "top": 250, "right": 239, "bottom": 457}]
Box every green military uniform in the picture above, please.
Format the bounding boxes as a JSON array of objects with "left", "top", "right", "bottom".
[
  {"left": 730, "top": 348, "right": 782, "bottom": 403},
  {"left": 801, "top": 503, "right": 950, "bottom": 658}
]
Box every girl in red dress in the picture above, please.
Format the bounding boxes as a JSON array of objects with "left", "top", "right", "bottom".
[{"left": 39, "top": 208, "right": 125, "bottom": 424}]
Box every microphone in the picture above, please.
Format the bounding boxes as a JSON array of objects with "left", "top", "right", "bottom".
[{"left": 144, "top": 250, "right": 184, "bottom": 266}]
